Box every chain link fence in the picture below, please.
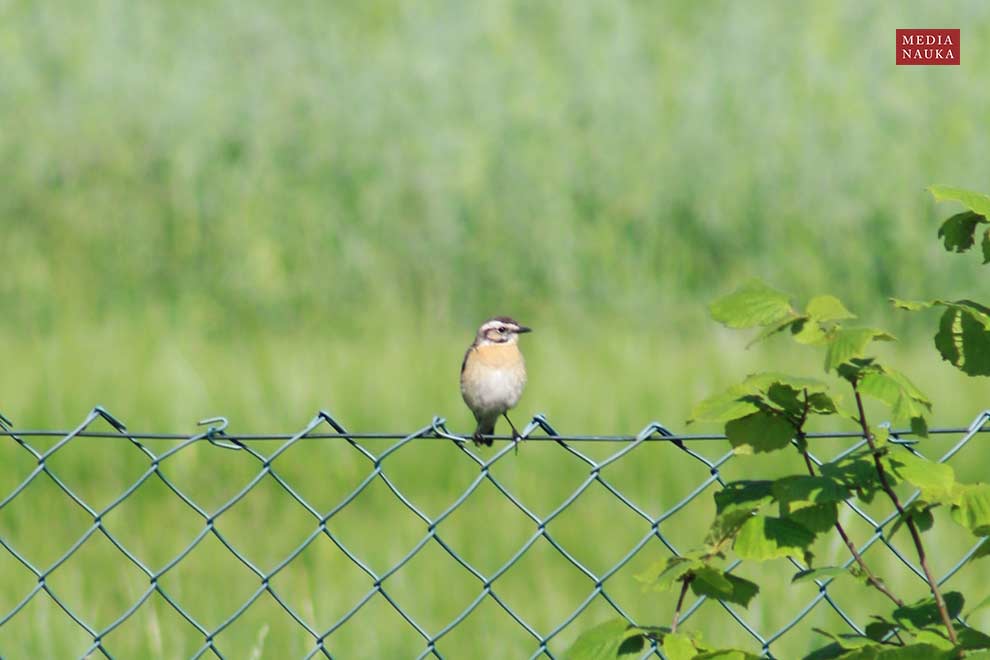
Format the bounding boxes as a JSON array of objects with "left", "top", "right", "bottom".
[{"left": 1, "top": 408, "right": 988, "bottom": 658}]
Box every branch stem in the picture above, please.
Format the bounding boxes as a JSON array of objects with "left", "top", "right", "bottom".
[
  {"left": 853, "top": 386, "right": 957, "bottom": 645},
  {"left": 672, "top": 577, "right": 692, "bottom": 633},
  {"left": 799, "top": 450, "right": 903, "bottom": 607}
]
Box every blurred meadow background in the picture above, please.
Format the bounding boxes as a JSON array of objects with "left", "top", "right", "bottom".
[{"left": 1, "top": 0, "right": 989, "bottom": 657}]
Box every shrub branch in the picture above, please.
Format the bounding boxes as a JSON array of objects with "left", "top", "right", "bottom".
[{"left": 853, "top": 386, "right": 958, "bottom": 645}]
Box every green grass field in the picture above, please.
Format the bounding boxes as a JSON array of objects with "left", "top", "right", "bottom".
[{"left": 2, "top": 0, "right": 989, "bottom": 657}]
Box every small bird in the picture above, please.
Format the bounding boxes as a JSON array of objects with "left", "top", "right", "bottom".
[{"left": 460, "top": 316, "right": 532, "bottom": 446}]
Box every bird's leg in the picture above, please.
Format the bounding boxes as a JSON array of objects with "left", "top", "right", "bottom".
[{"left": 503, "top": 413, "right": 521, "bottom": 441}]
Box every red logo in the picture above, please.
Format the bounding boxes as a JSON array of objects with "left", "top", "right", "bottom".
[{"left": 896, "top": 29, "right": 960, "bottom": 65}]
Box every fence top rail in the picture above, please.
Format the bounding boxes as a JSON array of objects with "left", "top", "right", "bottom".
[{"left": 1, "top": 425, "right": 986, "bottom": 442}]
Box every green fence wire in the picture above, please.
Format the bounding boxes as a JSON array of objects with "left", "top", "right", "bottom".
[{"left": 0, "top": 407, "right": 988, "bottom": 659}]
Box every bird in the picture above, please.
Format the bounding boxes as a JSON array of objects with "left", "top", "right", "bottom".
[{"left": 460, "top": 316, "right": 532, "bottom": 446}]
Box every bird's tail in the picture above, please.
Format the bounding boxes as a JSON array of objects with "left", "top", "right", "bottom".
[{"left": 473, "top": 417, "right": 496, "bottom": 446}]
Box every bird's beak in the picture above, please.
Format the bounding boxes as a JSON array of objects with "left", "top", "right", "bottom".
[{"left": 516, "top": 325, "right": 532, "bottom": 334}]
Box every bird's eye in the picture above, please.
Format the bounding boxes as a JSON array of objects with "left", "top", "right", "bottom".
[{"left": 497, "top": 326, "right": 507, "bottom": 334}]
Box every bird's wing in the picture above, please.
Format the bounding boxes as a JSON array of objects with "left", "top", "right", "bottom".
[{"left": 460, "top": 345, "right": 475, "bottom": 376}]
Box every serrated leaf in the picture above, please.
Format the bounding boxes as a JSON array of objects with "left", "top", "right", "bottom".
[
  {"left": 956, "top": 627, "right": 990, "bottom": 650},
  {"left": 690, "top": 567, "right": 760, "bottom": 607},
  {"left": 635, "top": 556, "right": 701, "bottom": 592},
  {"left": 708, "top": 482, "right": 773, "bottom": 548},
  {"left": 888, "top": 501, "right": 935, "bottom": 539},
  {"left": 937, "top": 211, "right": 989, "bottom": 253},
  {"left": 858, "top": 370, "right": 931, "bottom": 409},
  {"left": 694, "top": 650, "right": 763, "bottom": 660},
  {"left": 807, "top": 295, "right": 856, "bottom": 323},
  {"left": 863, "top": 620, "right": 897, "bottom": 642},
  {"left": 742, "top": 372, "right": 829, "bottom": 394},
  {"left": 911, "top": 629, "right": 955, "bottom": 650},
  {"left": 773, "top": 475, "right": 851, "bottom": 507},
  {"left": 877, "top": 645, "right": 962, "bottom": 659},
  {"left": 891, "top": 298, "right": 934, "bottom": 312},
  {"left": 971, "top": 537, "right": 990, "bottom": 563},
  {"left": 725, "top": 411, "right": 795, "bottom": 454},
  {"left": 787, "top": 502, "right": 838, "bottom": 534},
  {"left": 747, "top": 316, "right": 805, "bottom": 348},
  {"left": 811, "top": 628, "right": 879, "bottom": 650},
  {"left": 820, "top": 453, "right": 881, "bottom": 489},
  {"left": 716, "top": 481, "right": 775, "bottom": 515},
  {"left": 859, "top": 369, "right": 931, "bottom": 437},
  {"left": 887, "top": 452, "right": 956, "bottom": 503},
  {"left": 934, "top": 303, "right": 990, "bottom": 376},
  {"left": 734, "top": 515, "right": 815, "bottom": 560},
  {"left": 824, "top": 328, "right": 896, "bottom": 373},
  {"left": 951, "top": 484, "right": 990, "bottom": 535},
  {"left": 793, "top": 566, "right": 849, "bottom": 583},
  {"left": 807, "top": 392, "right": 840, "bottom": 415},
  {"left": 688, "top": 388, "right": 761, "bottom": 424},
  {"left": 661, "top": 632, "right": 698, "bottom": 660},
  {"left": 892, "top": 591, "right": 964, "bottom": 629},
  {"left": 561, "top": 619, "right": 646, "bottom": 660},
  {"left": 792, "top": 318, "right": 829, "bottom": 345},
  {"left": 930, "top": 185, "right": 990, "bottom": 216},
  {"left": 710, "top": 280, "right": 796, "bottom": 329}
]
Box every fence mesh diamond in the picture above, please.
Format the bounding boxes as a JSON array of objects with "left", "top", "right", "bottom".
[{"left": 0, "top": 407, "right": 987, "bottom": 658}]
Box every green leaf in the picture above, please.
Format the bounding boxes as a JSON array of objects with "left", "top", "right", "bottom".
[
  {"left": 824, "top": 328, "right": 896, "bottom": 373},
  {"left": 934, "top": 303, "right": 990, "bottom": 376},
  {"left": 891, "top": 298, "right": 934, "bottom": 312},
  {"left": 971, "top": 537, "right": 990, "bottom": 562},
  {"left": 661, "top": 632, "right": 698, "bottom": 660},
  {"left": 725, "top": 411, "right": 795, "bottom": 454},
  {"left": 561, "top": 619, "right": 646, "bottom": 660},
  {"left": 968, "top": 592, "right": 990, "bottom": 618},
  {"left": 740, "top": 372, "right": 829, "bottom": 394},
  {"left": 864, "top": 620, "right": 898, "bottom": 641},
  {"left": 983, "top": 228, "right": 990, "bottom": 264},
  {"left": 857, "top": 369, "right": 931, "bottom": 437},
  {"left": 951, "top": 484, "right": 990, "bottom": 535},
  {"left": 888, "top": 501, "right": 935, "bottom": 539},
  {"left": 773, "top": 475, "right": 851, "bottom": 507},
  {"left": 812, "top": 628, "right": 880, "bottom": 650},
  {"left": 694, "top": 650, "right": 763, "bottom": 660},
  {"left": 635, "top": 556, "right": 701, "bottom": 592},
  {"left": 787, "top": 502, "right": 838, "bottom": 534},
  {"left": 690, "top": 567, "right": 759, "bottom": 607},
  {"left": 734, "top": 515, "right": 815, "bottom": 560},
  {"left": 708, "top": 481, "right": 773, "bottom": 548},
  {"left": 892, "top": 591, "right": 964, "bottom": 629},
  {"left": 819, "top": 451, "right": 885, "bottom": 501},
  {"left": 956, "top": 627, "right": 990, "bottom": 650},
  {"left": 689, "top": 388, "right": 761, "bottom": 424},
  {"left": 747, "top": 316, "right": 805, "bottom": 348},
  {"left": 930, "top": 184, "right": 990, "bottom": 216},
  {"left": 807, "top": 392, "right": 841, "bottom": 416},
  {"left": 806, "top": 295, "right": 856, "bottom": 323},
  {"left": 792, "top": 318, "right": 829, "bottom": 345},
  {"left": 710, "top": 280, "right": 795, "bottom": 329},
  {"left": 876, "top": 645, "right": 963, "bottom": 659},
  {"left": 909, "top": 629, "right": 955, "bottom": 650},
  {"left": 937, "top": 211, "right": 989, "bottom": 253},
  {"left": 716, "top": 481, "right": 775, "bottom": 515},
  {"left": 792, "top": 566, "right": 848, "bottom": 583},
  {"left": 887, "top": 452, "right": 956, "bottom": 503}
]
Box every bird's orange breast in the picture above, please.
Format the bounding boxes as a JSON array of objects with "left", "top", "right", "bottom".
[{"left": 472, "top": 343, "right": 524, "bottom": 368}]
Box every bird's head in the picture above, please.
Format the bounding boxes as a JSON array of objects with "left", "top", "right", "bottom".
[{"left": 476, "top": 316, "right": 532, "bottom": 346}]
